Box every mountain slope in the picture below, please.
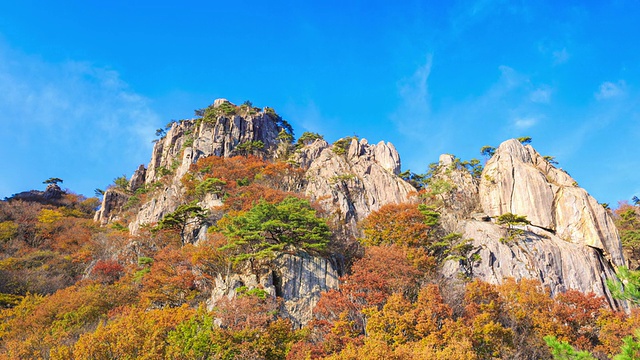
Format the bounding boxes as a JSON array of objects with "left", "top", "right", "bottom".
[{"left": 96, "top": 101, "right": 626, "bottom": 313}]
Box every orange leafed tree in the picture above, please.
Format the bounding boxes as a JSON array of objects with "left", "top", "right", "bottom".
[{"left": 360, "top": 203, "right": 433, "bottom": 248}]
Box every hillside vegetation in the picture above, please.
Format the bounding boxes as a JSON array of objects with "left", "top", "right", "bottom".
[{"left": 1, "top": 101, "right": 640, "bottom": 359}]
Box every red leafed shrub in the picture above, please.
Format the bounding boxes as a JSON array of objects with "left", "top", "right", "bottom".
[{"left": 92, "top": 259, "right": 124, "bottom": 284}]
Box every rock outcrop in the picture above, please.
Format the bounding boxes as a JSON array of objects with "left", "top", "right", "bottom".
[
  {"left": 445, "top": 220, "right": 622, "bottom": 306},
  {"left": 208, "top": 252, "right": 340, "bottom": 327},
  {"left": 145, "top": 100, "right": 283, "bottom": 184},
  {"left": 480, "top": 139, "right": 624, "bottom": 265},
  {"left": 431, "top": 154, "right": 481, "bottom": 222},
  {"left": 94, "top": 96, "right": 628, "bottom": 324},
  {"left": 302, "top": 138, "right": 416, "bottom": 235},
  {"left": 128, "top": 165, "right": 146, "bottom": 192},
  {"left": 94, "top": 189, "right": 130, "bottom": 225},
  {"left": 124, "top": 100, "right": 288, "bottom": 234},
  {"left": 94, "top": 101, "right": 419, "bottom": 326},
  {"left": 442, "top": 139, "right": 625, "bottom": 307}
]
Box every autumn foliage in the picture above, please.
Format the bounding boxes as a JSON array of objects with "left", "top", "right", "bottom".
[{"left": 1, "top": 151, "right": 640, "bottom": 359}]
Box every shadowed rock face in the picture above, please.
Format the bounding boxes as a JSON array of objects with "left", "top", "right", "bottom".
[
  {"left": 208, "top": 252, "right": 340, "bottom": 328},
  {"left": 94, "top": 189, "right": 130, "bottom": 225}
]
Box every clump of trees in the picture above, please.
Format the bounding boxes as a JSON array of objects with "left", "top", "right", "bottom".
[{"left": 219, "top": 197, "right": 331, "bottom": 262}]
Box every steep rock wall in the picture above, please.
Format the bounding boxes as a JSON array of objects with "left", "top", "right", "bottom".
[
  {"left": 437, "top": 139, "right": 626, "bottom": 307},
  {"left": 208, "top": 252, "right": 340, "bottom": 328},
  {"left": 145, "top": 100, "right": 282, "bottom": 184},
  {"left": 444, "top": 220, "right": 622, "bottom": 307},
  {"left": 302, "top": 138, "right": 416, "bottom": 235},
  {"left": 479, "top": 139, "right": 624, "bottom": 265}
]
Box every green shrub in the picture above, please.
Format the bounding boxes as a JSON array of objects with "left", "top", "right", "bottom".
[
  {"left": 296, "top": 132, "right": 324, "bottom": 148},
  {"left": 195, "top": 177, "right": 226, "bottom": 197},
  {"left": 332, "top": 136, "right": 357, "bottom": 155},
  {"left": 235, "top": 141, "right": 265, "bottom": 156}
]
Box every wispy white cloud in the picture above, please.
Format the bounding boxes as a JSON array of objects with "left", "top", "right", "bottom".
[
  {"left": 595, "top": 80, "right": 626, "bottom": 100},
  {"left": 450, "top": 0, "right": 529, "bottom": 35},
  {"left": 0, "top": 40, "right": 159, "bottom": 197},
  {"left": 389, "top": 60, "right": 551, "bottom": 172},
  {"left": 390, "top": 55, "right": 432, "bottom": 136},
  {"left": 552, "top": 48, "right": 570, "bottom": 65},
  {"left": 537, "top": 42, "right": 571, "bottom": 66},
  {"left": 513, "top": 117, "right": 538, "bottom": 129},
  {"left": 530, "top": 87, "right": 551, "bottom": 103},
  {"left": 497, "top": 65, "right": 527, "bottom": 90}
]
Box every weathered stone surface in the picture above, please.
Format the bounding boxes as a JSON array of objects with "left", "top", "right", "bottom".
[
  {"left": 43, "top": 184, "right": 64, "bottom": 200},
  {"left": 480, "top": 139, "right": 556, "bottom": 230},
  {"left": 373, "top": 140, "right": 402, "bottom": 175},
  {"left": 303, "top": 138, "right": 416, "bottom": 235},
  {"left": 145, "top": 120, "right": 196, "bottom": 183},
  {"left": 434, "top": 154, "right": 481, "bottom": 219},
  {"left": 208, "top": 252, "right": 340, "bottom": 327},
  {"left": 129, "top": 165, "right": 146, "bottom": 192},
  {"left": 291, "top": 139, "right": 329, "bottom": 169},
  {"left": 479, "top": 139, "right": 624, "bottom": 266},
  {"left": 443, "top": 220, "right": 623, "bottom": 307},
  {"left": 94, "top": 189, "right": 130, "bottom": 225},
  {"left": 128, "top": 181, "right": 184, "bottom": 235},
  {"left": 145, "top": 100, "right": 283, "bottom": 184},
  {"left": 124, "top": 101, "right": 287, "bottom": 234},
  {"left": 430, "top": 139, "right": 627, "bottom": 307},
  {"left": 439, "top": 153, "right": 455, "bottom": 166}
]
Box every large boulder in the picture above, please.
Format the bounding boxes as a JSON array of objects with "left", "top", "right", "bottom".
[{"left": 445, "top": 220, "right": 622, "bottom": 307}]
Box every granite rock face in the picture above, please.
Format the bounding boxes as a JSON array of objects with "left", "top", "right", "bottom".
[
  {"left": 145, "top": 100, "right": 282, "bottom": 184},
  {"left": 94, "top": 189, "right": 130, "bottom": 225},
  {"left": 124, "top": 100, "right": 286, "bottom": 235},
  {"left": 432, "top": 154, "right": 481, "bottom": 224},
  {"left": 303, "top": 138, "right": 416, "bottom": 235},
  {"left": 439, "top": 139, "right": 626, "bottom": 307},
  {"left": 479, "top": 139, "right": 624, "bottom": 265},
  {"left": 443, "top": 220, "right": 622, "bottom": 307},
  {"left": 207, "top": 252, "right": 340, "bottom": 327}
]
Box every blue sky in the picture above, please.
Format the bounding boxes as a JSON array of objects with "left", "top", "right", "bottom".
[{"left": 0, "top": 1, "right": 638, "bottom": 206}]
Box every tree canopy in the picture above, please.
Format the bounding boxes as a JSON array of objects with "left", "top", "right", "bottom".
[
  {"left": 43, "top": 177, "right": 63, "bottom": 185},
  {"left": 219, "top": 196, "right": 331, "bottom": 262},
  {"left": 480, "top": 145, "right": 496, "bottom": 158}
]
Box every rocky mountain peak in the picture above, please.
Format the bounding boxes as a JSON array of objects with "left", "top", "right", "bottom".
[
  {"left": 212, "top": 98, "right": 230, "bottom": 107},
  {"left": 480, "top": 139, "right": 624, "bottom": 265},
  {"left": 93, "top": 101, "right": 629, "bottom": 320},
  {"left": 434, "top": 138, "right": 626, "bottom": 306},
  {"left": 303, "top": 137, "right": 415, "bottom": 235},
  {"left": 144, "top": 100, "right": 287, "bottom": 184}
]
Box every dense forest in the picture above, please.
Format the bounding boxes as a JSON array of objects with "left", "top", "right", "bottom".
[{"left": 1, "top": 101, "right": 640, "bottom": 360}]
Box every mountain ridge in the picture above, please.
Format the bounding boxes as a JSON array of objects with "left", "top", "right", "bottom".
[{"left": 95, "top": 99, "right": 626, "bottom": 316}]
